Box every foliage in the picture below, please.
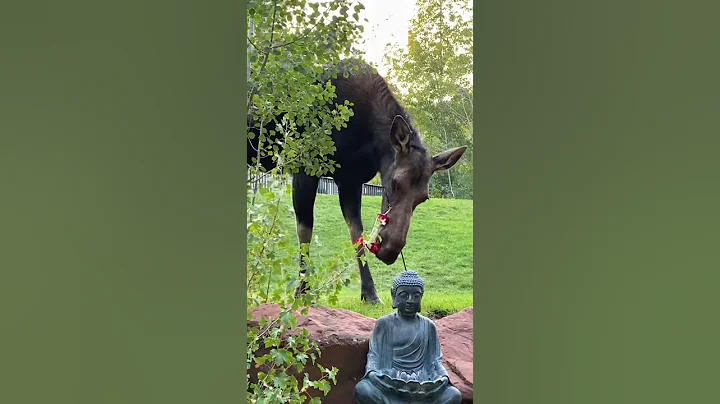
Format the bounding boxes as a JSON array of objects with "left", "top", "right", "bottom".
[
  {"left": 246, "top": 178, "right": 358, "bottom": 403},
  {"left": 246, "top": 0, "right": 367, "bottom": 402},
  {"left": 247, "top": 0, "right": 368, "bottom": 178},
  {"left": 366, "top": 172, "right": 382, "bottom": 186},
  {"left": 384, "top": 0, "right": 474, "bottom": 199}
]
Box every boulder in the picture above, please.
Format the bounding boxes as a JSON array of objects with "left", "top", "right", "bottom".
[
  {"left": 436, "top": 307, "right": 474, "bottom": 402},
  {"left": 247, "top": 304, "right": 474, "bottom": 403}
]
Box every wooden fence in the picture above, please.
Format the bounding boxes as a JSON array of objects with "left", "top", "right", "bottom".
[{"left": 248, "top": 170, "right": 383, "bottom": 197}]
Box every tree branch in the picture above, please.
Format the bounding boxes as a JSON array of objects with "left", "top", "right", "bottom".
[
  {"left": 248, "top": 37, "right": 260, "bottom": 52},
  {"left": 246, "top": 0, "right": 279, "bottom": 117}
]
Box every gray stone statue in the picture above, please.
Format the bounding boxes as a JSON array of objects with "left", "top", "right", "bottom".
[{"left": 354, "top": 270, "right": 462, "bottom": 404}]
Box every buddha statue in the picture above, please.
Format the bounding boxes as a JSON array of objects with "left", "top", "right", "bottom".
[{"left": 354, "top": 270, "right": 462, "bottom": 404}]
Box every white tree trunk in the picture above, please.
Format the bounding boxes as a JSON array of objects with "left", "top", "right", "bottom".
[{"left": 440, "top": 126, "right": 456, "bottom": 198}]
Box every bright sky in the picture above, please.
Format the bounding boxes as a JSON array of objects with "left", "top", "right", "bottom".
[{"left": 357, "top": 0, "right": 418, "bottom": 76}]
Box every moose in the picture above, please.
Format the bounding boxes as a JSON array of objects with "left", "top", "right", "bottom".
[{"left": 248, "top": 60, "right": 467, "bottom": 304}]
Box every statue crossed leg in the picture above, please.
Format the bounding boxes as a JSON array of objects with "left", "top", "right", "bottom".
[{"left": 355, "top": 377, "right": 462, "bottom": 404}]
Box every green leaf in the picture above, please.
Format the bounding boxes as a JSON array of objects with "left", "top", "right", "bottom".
[
  {"left": 272, "top": 373, "right": 289, "bottom": 389},
  {"left": 295, "top": 352, "right": 308, "bottom": 364},
  {"left": 316, "top": 379, "right": 331, "bottom": 395},
  {"left": 326, "top": 367, "right": 339, "bottom": 383},
  {"left": 270, "top": 349, "right": 291, "bottom": 366}
]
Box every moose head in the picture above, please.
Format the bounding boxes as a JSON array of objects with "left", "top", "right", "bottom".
[{"left": 375, "top": 116, "right": 467, "bottom": 265}]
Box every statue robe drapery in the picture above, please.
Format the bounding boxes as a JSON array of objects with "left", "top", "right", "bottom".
[{"left": 363, "top": 313, "right": 450, "bottom": 389}]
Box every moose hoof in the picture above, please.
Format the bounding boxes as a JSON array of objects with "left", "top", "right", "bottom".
[{"left": 361, "top": 292, "right": 382, "bottom": 305}]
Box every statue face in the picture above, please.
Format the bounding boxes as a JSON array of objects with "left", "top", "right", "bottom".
[{"left": 393, "top": 285, "right": 423, "bottom": 316}]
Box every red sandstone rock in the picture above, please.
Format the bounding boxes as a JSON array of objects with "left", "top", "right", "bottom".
[
  {"left": 247, "top": 304, "right": 474, "bottom": 403},
  {"left": 436, "top": 307, "right": 474, "bottom": 403}
]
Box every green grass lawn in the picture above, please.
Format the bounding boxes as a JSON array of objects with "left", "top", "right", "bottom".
[{"left": 300, "top": 194, "right": 473, "bottom": 319}]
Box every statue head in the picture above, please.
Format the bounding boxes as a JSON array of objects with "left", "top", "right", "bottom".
[{"left": 390, "top": 270, "right": 425, "bottom": 317}]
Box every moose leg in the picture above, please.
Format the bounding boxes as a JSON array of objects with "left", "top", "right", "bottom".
[
  {"left": 292, "top": 173, "right": 320, "bottom": 297},
  {"left": 338, "top": 184, "right": 381, "bottom": 304}
]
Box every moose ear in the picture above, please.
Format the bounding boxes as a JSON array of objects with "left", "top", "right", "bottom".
[
  {"left": 389, "top": 115, "right": 412, "bottom": 154},
  {"left": 432, "top": 146, "right": 468, "bottom": 172}
]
